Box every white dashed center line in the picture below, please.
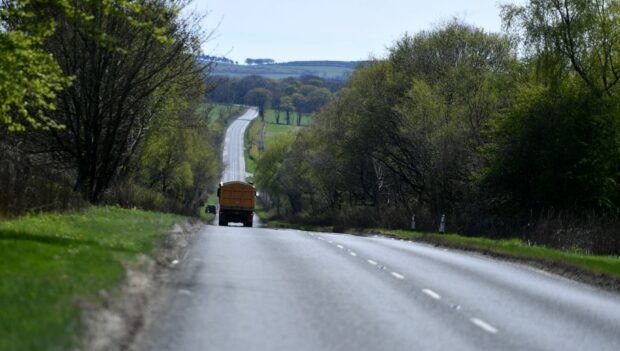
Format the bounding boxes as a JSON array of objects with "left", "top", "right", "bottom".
[
  {"left": 422, "top": 289, "right": 441, "bottom": 300},
  {"left": 391, "top": 272, "right": 405, "bottom": 280},
  {"left": 336, "top": 244, "right": 344, "bottom": 249},
  {"left": 470, "top": 318, "right": 498, "bottom": 334},
  {"left": 367, "top": 259, "right": 378, "bottom": 265},
  {"left": 349, "top": 252, "right": 357, "bottom": 257}
]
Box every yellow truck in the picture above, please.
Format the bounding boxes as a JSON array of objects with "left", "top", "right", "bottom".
[{"left": 217, "top": 181, "right": 256, "bottom": 227}]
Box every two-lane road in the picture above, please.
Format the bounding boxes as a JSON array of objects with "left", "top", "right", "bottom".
[
  {"left": 222, "top": 107, "right": 259, "bottom": 183},
  {"left": 138, "top": 109, "right": 620, "bottom": 351}
]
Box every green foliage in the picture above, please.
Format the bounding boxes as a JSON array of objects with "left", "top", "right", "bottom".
[
  {"left": 502, "top": 0, "right": 620, "bottom": 96},
  {"left": 482, "top": 80, "right": 620, "bottom": 213},
  {"left": 244, "top": 87, "right": 272, "bottom": 116},
  {"left": 207, "top": 75, "right": 339, "bottom": 120},
  {"left": 0, "top": 1, "right": 69, "bottom": 131},
  {"left": 0, "top": 0, "right": 174, "bottom": 132},
  {"left": 136, "top": 81, "right": 220, "bottom": 211},
  {"left": 0, "top": 207, "right": 184, "bottom": 351}
]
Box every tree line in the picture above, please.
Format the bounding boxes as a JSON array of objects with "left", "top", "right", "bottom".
[
  {"left": 0, "top": 0, "right": 221, "bottom": 216},
  {"left": 255, "top": 1, "right": 620, "bottom": 254},
  {"left": 207, "top": 75, "right": 346, "bottom": 124},
  {"left": 245, "top": 58, "right": 276, "bottom": 65}
]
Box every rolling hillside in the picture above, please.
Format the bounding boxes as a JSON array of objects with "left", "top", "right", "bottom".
[{"left": 208, "top": 60, "right": 363, "bottom": 80}]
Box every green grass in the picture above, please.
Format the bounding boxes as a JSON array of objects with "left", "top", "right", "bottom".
[
  {"left": 263, "top": 109, "right": 313, "bottom": 127},
  {"left": 375, "top": 229, "right": 620, "bottom": 278},
  {"left": 0, "top": 207, "right": 185, "bottom": 351}
]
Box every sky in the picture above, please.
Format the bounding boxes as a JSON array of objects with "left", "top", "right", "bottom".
[{"left": 191, "top": 0, "right": 511, "bottom": 63}]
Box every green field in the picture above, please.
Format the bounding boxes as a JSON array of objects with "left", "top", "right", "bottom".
[
  {"left": 212, "top": 61, "right": 359, "bottom": 80},
  {"left": 0, "top": 207, "right": 185, "bottom": 351}
]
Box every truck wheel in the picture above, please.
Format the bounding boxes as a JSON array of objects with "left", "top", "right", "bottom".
[
  {"left": 219, "top": 220, "right": 227, "bottom": 226},
  {"left": 243, "top": 221, "right": 253, "bottom": 227}
]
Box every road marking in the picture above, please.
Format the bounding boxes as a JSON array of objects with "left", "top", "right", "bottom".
[
  {"left": 327, "top": 240, "right": 333, "bottom": 244},
  {"left": 178, "top": 289, "right": 192, "bottom": 296},
  {"left": 391, "top": 272, "right": 405, "bottom": 280},
  {"left": 317, "top": 237, "right": 325, "bottom": 241},
  {"left": 337, "top": 244, "right": 344, "bottom": 249},
  {"left": 422, "top": 289, "right": 441, "bottom": 300},
  {"left": 349, "top": 252, "right": 357, "bottom": 257},
  {"left": 367, "top": 259, "right": 378, "bottom": 265},
  {"left": 470, "top": 318, "right": 498, "bottom": 334}
]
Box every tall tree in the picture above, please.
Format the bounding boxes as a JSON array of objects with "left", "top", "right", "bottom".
[
  {"left": 502, "top": 0, "right": 620, "bottom": 96},
  {"left": 244, "top": 87, "right": 272, "bottom": 119},
  {"left": 279, "top": 96, "right": 293, "bottom": 125},
  {"left": 25, "top": 0, "right": 210, "bottom": 202}
]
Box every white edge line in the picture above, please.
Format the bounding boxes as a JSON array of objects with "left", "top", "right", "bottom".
[
  {"left": 470, "top": 318, "right": 498, "bottom": 334},
  {"left": 391, "top": 272, "right": 405, "bottom": 280},
  {"left": 422, "top": 289, "right": 441, "bottom": 300}
]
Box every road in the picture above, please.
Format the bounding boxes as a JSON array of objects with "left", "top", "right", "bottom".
[
  {"left": 138, "top": 109, "right": 620, "bottom": 351},
  {"left": 221, "top": 107, "right": 259, "bottom": 183}
]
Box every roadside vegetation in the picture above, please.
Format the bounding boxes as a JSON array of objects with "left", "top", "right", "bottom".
[
  {"left": 244, "top": 108, "right": 312, "bottom": 181},
  {"left": 0, "top": 1, "right": 231, "bottom": 349},
  {"left": 0, "top": 0, "right": 232, "bottom": 218},
  {"left": 0, "top": 207, "right": 185, "bottom": 351},
  {"left": 255, "top": 1, "right": 620, "bottom": 257}
]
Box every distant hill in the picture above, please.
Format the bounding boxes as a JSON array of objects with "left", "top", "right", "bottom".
[{"left": 206, "top": 60, "right": 364, "bottom": 80}]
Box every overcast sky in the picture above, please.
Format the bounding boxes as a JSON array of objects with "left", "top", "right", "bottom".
[{"left": 191, "top": 0, "right": 512, "bottom": 63}]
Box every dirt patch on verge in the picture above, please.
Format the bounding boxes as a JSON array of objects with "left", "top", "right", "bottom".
[{"left": 79, "top": 221, "right": 201, "bottom": 351}]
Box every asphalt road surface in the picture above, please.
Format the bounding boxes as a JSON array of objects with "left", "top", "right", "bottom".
[
  {"left": 221, "top": 107, "right": 259, "bottom": 183},
  {"left": 138, "top": 109, "right": 620, "bottom": 351}
]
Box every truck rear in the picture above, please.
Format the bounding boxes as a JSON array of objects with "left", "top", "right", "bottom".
[{"left": 217, "top": 181, "right": 256, "bottom": 227}]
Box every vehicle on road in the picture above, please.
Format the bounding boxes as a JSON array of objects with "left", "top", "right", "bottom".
[{"left": 217, "top": 181, "right": 256, "bottom": 227}]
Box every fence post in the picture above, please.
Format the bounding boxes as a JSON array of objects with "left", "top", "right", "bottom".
[
  {"left": 410, "top": 214, "right": 416, "bottom": 231},
  {"left": 438, "top": 214, "right": 446, "bottom": 234}
]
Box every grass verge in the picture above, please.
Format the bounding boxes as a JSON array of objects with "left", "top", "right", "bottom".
[
  {"left": 375, "top": 229, "right": 620, "bottom": 279},
  {"left": 257, "top": 213, "right": 620, "bottom": 290},
  {"left": 0, "top": 206, "right": 185, "bottom": 351}
]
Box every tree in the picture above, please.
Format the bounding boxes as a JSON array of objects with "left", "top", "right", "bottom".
[
  {"left": 480, "top": 0, "right": 620, "bottom": 215},
  {"left": 0, "top": 1, "right": 73, "bottom": 131},
  {"left": 255, "top": 133, "right": 294, "bottom": 215},
  {"left": 291, "top": 93, "right": 307, "bottom": 126},
  {"left": 244, "top": 87, "right": 272, "bottom": 119},
  {"left": 502, "top": 0, "right": 620, "bottom": 97},
  {"left": 482, "top": 81, "right": 620, "bottom": 214},
  {"left": 306, "top": 87, "right": 332, "bottom": 113},
  {"left": 137, "top": 78, "right": 220, "bottom": 208},
  {"left": 23, "top": 0, "right": 210, "bottom": 202},
  {"left": 279, "top": 96, "right": 294, "bottom": 125}
]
